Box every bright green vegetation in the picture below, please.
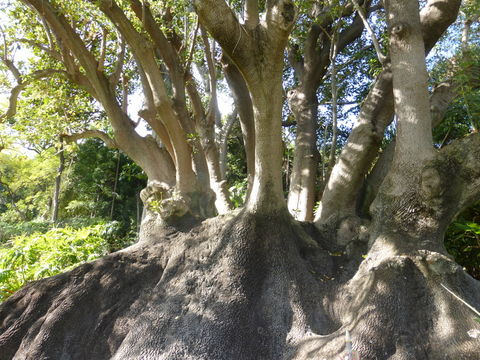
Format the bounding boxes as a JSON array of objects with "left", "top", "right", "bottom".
[
  {"left": 0, "top": 139, "right": 144, "bottom": 302},
  {"left": 0, "top": 221, "right": 135, "bottom": 302}
]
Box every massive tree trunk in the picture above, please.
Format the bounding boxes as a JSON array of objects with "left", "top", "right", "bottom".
[{"left": 1, "top": 1, "right": 479, "bottom": 359}]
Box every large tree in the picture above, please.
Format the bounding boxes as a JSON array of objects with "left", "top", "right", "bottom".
[{"left": 1, "top": 0, "right": 479, "bottom": 359}]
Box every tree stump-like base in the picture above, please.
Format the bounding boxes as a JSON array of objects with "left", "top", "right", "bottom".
[{"left": 1, "top": 212, "right": 479, "bottom": 359}]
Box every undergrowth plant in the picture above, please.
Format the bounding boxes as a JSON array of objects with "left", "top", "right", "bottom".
[{"left": 0, "top": 223, "right": 134, "bottom": 302}]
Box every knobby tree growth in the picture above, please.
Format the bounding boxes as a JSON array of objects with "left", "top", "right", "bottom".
[{"left": 1, "top": 0, "right": 479, "bottom": 359}]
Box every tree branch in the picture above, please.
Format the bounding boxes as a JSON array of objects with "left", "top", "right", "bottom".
[
  {"left": 97, "top": 27, "right": 108, "bottom": 72},
  {"left": 245, "top": 0, "right": 259, "bottom": 29},
  {"left": 0, "top": 69, "right": 66, "bottom": 121},
  {"left": 431, "top": 133, "right": 480, "bottom": 222},
  {"left": 185, "top": 20, "right": 200, "bottom": 74},
  {"left": 61, "top": 130, "right": 118, "bottom": 149},
  {"left": 194, "top": 0, "right": 251, "bottom": 71},
  {"left": 201, "top": 26, "right": 219, "bottom": 127},
  {"left": 108, "top": 36, "right": 126, "bottom": 88},
  {"left": 128, "top": 0, "right": 184, "bottom": 87},
  {"left": 16, "top": 38, "right": 63, "bottom": 61},
  {"left": 350, "top": 0, "right": 386, "bottom": 65}
]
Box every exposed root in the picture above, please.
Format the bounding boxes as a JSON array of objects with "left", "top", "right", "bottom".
[
  {"left": 1, "top": 213, "right": 479, "bottom": 360},
  {"left": 293, "top": 251, "right": 480, "bottom": 359}
]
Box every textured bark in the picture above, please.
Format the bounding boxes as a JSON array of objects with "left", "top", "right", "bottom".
[
  {"left": 378, "top": 0, "right": 434, "bottom": 196},
  {"left": 287, "top": 88, "right": 319, "bottom": 221},
  {"left": 315, "top": 0, "right": 462, "bottom": 226},
  {"left": 287, "top": 10, "right": 365, "bottom": 221},
  {"left": 196, "top": 0, "right": 296, "bottom": 213},
  {"left": 359, "top": 80, "right": 459, "bottom": 216},
  {"left": 1, "top": 210, "right": 479, "bottom": 359}
]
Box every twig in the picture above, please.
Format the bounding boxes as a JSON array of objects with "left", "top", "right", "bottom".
[
  {"left": 350, "top": 0, "right": 386, "bottom": 65},
  {"left": 440, "top": 283, "right": 480, "bottom": 317}
]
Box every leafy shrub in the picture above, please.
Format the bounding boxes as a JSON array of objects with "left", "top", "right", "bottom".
[
  {"left": 445, "top": 202, "right": 480, "bottom": 280},
  {"left": 0, "top": 223, "right": 134, "bottom": 302},
  {"left": 0, "top": 220, "right": 51, "bottom": 244}
]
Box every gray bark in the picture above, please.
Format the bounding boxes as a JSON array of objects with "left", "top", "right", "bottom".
[
  {"left": 287, "top": 89, "right": 318, "bottom": 221},
  {"left": 287, "top": 9, "right": 365, "bottom": 221},
  {"left": 315, "top": 0, "right": 462, "bottom": 227},
  {"left": 51, "top": 138, "right": 65, "bottom": 224}
]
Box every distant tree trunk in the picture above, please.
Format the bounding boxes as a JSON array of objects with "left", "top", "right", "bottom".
[
  {"left": 51, "top": 137, "right": 65, "bottom": 223},
  {"left": 286, "top": 10, "right": 364, "bottom": 221},
  {"left": 109, "top": 151, "right": 121, "bottom": 220}
]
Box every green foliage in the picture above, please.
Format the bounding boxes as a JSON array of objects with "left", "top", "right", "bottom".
[
  {"left": 0, "top": 220, "right": 51, "bottom": 245},
  {"left": 62, "top": 139, "right": 146, "bottom": 223},
  {"left": 0, "top": 150, "right": 58, "bottom": 222},
  {"left": 445, "top": 202, "right": 480, "bottom": 280},
  {"left": 228, "top": 178, "right": 248, "bottom": 209},
  {"left": 14, "top": 78, "right": 102, "bottom": 149},
  {"left": 225, "top": 123, "right": 248, "bottom": 208},
  {"left": 431, "top": 45, "right": 480, "bottom": 143},
  {"left": 0, "top": 221, "right": 134, "bottom": 302}
]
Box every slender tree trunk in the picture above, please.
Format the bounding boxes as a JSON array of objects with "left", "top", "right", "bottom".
[
  {"left": 51, "top": 138, "right": 65, "bottom": 224},
  {"left": 201, "top": 128, "right": 233, "bottom": 214},
  {"left": 110, "top": 151, "right": 121, "bottom": 220},
  {"left": 222, "top": 56, "right": 255, "bottom": 200}
]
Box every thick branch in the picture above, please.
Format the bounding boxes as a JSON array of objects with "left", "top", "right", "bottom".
[
  {"left": 22, "top": 0, "right": 103, "bottom": 92},
  {"left": 194, "top": 0, "right": 251, "bottom": 71},
  {"left": 436, "top": 133, "right": 480, "bottom": 217},
  {"left": 245, "top": 0, "right": 259, "bottom": 29},
  {"left": 129, "top": 0, "right": 184, "bottom": 91},
  {"left": 430, "top": 81, "right": 457, "bottom": 128},
  {"left": 315, "top": 0, "right": 461, "bottom": 226},
  {"left": 61, "top": 130, "right": 118, "bottom": 149}
]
